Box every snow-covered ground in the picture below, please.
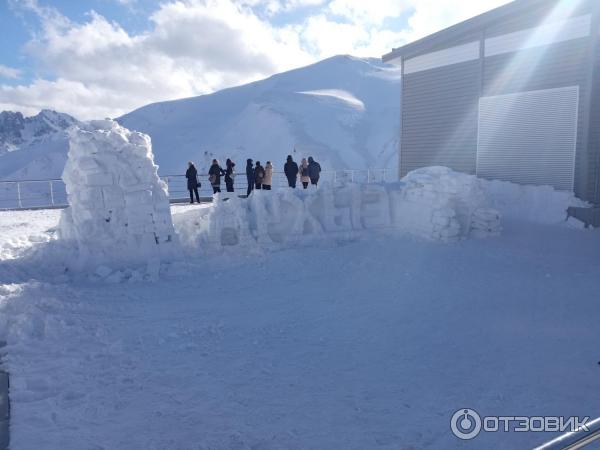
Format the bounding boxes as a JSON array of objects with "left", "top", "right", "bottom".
[{"left": 0, "top": 200, "right": 599, "bottom": 450}]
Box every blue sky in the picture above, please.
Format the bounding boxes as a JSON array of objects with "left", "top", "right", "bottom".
[{"left": 0, "top": 0, "right": 510, "bottom": 119}]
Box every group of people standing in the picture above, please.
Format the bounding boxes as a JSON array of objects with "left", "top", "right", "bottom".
[
  {"left": 185, "top": 155, "right": 322, "bottom": 203},
  {"left": 283, "top": 156, "right": 321, "bottom": 189}
]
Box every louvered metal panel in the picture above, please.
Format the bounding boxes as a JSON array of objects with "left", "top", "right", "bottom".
[{"left": 477, "top": 86, "right": 579, "bottom": 191}]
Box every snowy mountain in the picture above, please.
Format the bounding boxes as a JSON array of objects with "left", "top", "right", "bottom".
[
  {"left": 0, "top": 55, "right": 401, "bottom": 182},
  {"left": 118, "top": 55, "right": 401, "bottom": 175},
  {"left": 0, "top": 110, "right": 81, "bottom": 180}
]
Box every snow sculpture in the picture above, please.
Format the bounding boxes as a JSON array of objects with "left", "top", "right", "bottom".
[
  {"left": 393, "top": 166, "right": 501, "bottom": 240},
  {"left": 174, "top": 167, "right": 502, "bottom": 252},
  {"left": 59, "top": 120, "right": 179, "bottom": 270}
]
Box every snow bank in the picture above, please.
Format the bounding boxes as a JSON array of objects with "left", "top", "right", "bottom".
[
  {"left": 59, "top": 120, "right": 179, "bottom": 273},
  {"left": 482, "top": 178, "right": 587, "bottom": 224},
  {"left": 175, "top": 168, "right": 501, "bottom": 251},
  {"left": 400, "top": 166, "right": 585, "bottom": 226}
]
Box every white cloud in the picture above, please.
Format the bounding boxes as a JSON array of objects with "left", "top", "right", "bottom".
[
  {"left": 2, "top": 0, "right": 314, "bottom": 120},
  {"left": 0, "top": 65, "right": 21, "bottom": 79},
  {"left": 0, "top": 78, "right": 126, "bottom": 118},
  {"left": 400, "top": 0, "right": 513, "bottom": 42},
  {"left": 299, "top": 0, "right": 512, "bottom": 59},
  {"left": 1, "top": 0, "right": 513, "bottom": 119},
  {"left": 328, "top": 0, "right": 413, "bottom": 26},
  {"left": 240, "top": 0, "right": 327, "bottom": 15}
]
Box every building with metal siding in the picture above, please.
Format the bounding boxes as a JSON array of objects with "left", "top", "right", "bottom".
[
  {"left": 590, "top": 26, "right": 600, "bottom": 203},
  {"left": 383, "top": 0, "right": 600, "bottom": 204}
]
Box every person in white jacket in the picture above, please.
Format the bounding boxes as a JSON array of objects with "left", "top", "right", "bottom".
[
  {"left": 299, "top": 158, "right": 310, "bottom": 189},
  {"left": 263, "top": 161, "right": 273, "bottom": 190}
]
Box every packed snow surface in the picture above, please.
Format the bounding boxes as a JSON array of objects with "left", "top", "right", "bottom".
[
  {"left": 0, "top": 138, "right": 598, "bottom": 449},
  {"left": 0, "top": 203, "right": 599, "bottom": 449}
]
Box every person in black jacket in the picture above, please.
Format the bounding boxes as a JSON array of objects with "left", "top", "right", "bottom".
[
  {"left": 284, "top": 155, "right": 299, "bottom": 188},
  {"left": 185, "top": 161, "right": 200, "bottom": 203},
  {"left": 224, "top": 158, "right": 236, "bottom": 193},
  {"left": 254, "top": 161, "right": 265, "bottom": 190},
  {"left": 246, "top": 158, "right": 254, "bottom": 197},
  {"left": 208, "top": 159, "right": 224, "bottom": 194},
  {"left": 307, "top": 156, "right": 321, "bottom": 187}
]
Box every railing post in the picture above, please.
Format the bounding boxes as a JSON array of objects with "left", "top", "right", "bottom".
[
  {"left": 333, "top": 170, "right": 337, "bottom": 186},
  {"left": 367, "top": 169, "right": 371, "bottom": 184},
  {"left": 351, "top": 170, "right": 355, "bottom": 183},
  {"left": 16, "top": 182, "right": 22, "bottom": 208},
  {"left": 49, "top": 181, "right": 55, "bottom": 206}
]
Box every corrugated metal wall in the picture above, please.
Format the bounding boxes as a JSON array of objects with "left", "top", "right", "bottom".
[
  {"left": 484, "top": 2, "right": 591, "bottom": 39},
  {"left": 398, "top": 3, "right": 599, "bottom": 200},
  {"left": 401, "top": 60, "right": 480, "bottom": 176},
  {"left": 591, "top": 29, "right": 600, "bottom": 204}
]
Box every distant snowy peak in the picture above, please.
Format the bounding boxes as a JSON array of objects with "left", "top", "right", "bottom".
[
  {"left": 118, "top": 55, "right": 402, "bottom": 175},
  {"left": 0, "top": 109, "right": 80, "bottom": 156},
  {"left": 0, "top": 110, "right": 82, "bottom": 180},
  {"left": 0, "top": 55, "right": 401, "bottom": 182}
]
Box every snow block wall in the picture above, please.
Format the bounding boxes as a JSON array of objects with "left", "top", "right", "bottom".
[
  {"left": 59, "top": 120, "right": 179, "bottom": 271},
  {"left": 175, "top": 167, "right": 501, "bottom": 251},
  {"left": 394, "top": 167, "right": 501, "bottom": 239}
]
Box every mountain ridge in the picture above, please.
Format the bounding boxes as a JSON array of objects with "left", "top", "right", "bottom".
[{"left": 0, "top": 55, "right": 401, "bottom": 181}]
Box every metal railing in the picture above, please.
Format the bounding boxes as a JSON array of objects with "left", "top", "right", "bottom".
[
  {"left": 533, "top": 417, "right": 600, "bottom": 450},
  {"left": 0, "top": 179, "right": 68, "bottom": 210},
  {"left": 161, "top": 169, "right": 391, "bottom": 200},
  {"left": 0, "top": 169, "right": 394, "bottom": 211}
]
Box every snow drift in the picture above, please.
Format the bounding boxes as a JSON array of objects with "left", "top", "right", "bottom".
[
  {"left": 59, "top": 120, "right": 179, "bottom": 273},
  {"left": 482, "top": 178, "right": 588, "bottom": 224}
]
